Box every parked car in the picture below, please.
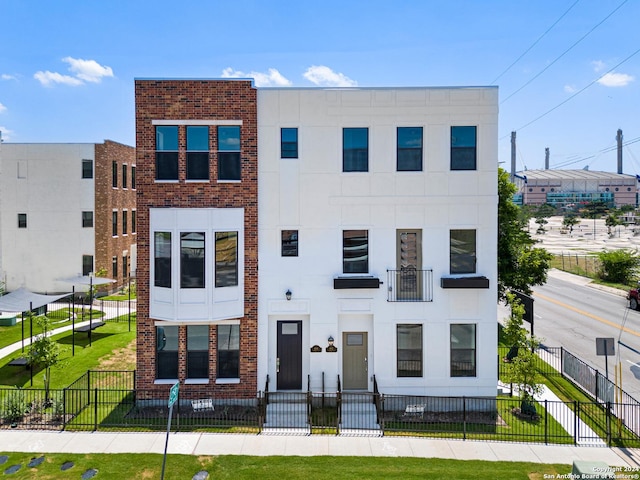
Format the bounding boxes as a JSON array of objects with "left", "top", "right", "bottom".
[{"left": 628, "top": 283, "right": 640, "bottom": 310}]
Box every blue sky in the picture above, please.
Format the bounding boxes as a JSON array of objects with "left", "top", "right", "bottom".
[{"left": 1, "top": 0, "right": 639, "bottom": 174}]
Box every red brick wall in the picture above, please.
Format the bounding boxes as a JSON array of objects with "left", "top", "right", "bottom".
[{"left": 134, "top": 80, "right": 258, "bottom": 397}]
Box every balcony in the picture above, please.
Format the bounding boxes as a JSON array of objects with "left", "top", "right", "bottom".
[{"left": 386, "top": 268, "right": 433, "bottom": 302}]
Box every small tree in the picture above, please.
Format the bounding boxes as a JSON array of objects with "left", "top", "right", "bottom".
[
  {"left": 27, "top": 315, "right": 60, "bottom": 404},
  {"left": 535, "top": 216, "right": 548, "bottom": 234},
  {"left": 596, "top": 249, "right": 640, "bottom": 285},
  {"left": 562, "top": 214, "right": 580, "bottom": 234},
  {"left": 605, "top": 213, "right": 622, "bottom": 236}
]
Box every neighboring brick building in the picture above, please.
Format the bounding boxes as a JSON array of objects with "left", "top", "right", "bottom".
[
  {"left": 134, "top": 79, "right": 258, "bottom": 397},
  {"left": 0, "top": 141, "right": 136, "bottom": 294}
]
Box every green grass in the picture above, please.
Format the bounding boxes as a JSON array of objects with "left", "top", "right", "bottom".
[
  {"left": 0, "top": 452, "right": 571, "bottom": 479},
  {"left": 550, "top": 254, "right": 634, "bottom": 291}
]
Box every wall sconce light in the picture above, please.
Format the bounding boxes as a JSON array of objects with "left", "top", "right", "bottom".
[
  {"left": 285, "top": 289, "right": 292, "bottom": 301},
  {"left": 328, "top": 336, "right": 334, "bottom": 347}
]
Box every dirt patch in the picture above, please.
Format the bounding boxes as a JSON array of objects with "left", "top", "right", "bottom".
[{"left": 97, "top": 339, "right": 136, "bottom": 371}]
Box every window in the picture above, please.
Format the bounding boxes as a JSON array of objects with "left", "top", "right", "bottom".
[
  {"left": 156, "top": 126, "right": 179, "bottom": 180},
  {"left": 17, "top": 213, "right": 27, "bottom": 229},
  {"left": 123, "top": 254, "right": 128, "bottom": 279},
  {"left": 281, "top": 230, "right": 298, "bottom": 257},
  {"left": 132, "top": 210, "right": 136, "bottom": 234},
  {"left": 397, "top": 324, "right": 422, "bottom": 377},
  {"left": 343, "top": 128, "right": 368, "bottom": 172},
  {"left": 187, "top": 325, "right": 209, "bottom": 379},
  {"left": 112, "top": 256, "right": 118, "bottom": 279},
  {"left": 122, "top": 210, "right": 128, "bottom": 235},
  {"left": 154, "top": 232, "right": 171, "bottom": 288},
  {"left": 450, "top": 229, "right": 476, "bottom": 274},
  {"left": 82, "top": 159, "right": 93, "bottom": 179},
  {"left": 112, "top": 161, "right": 118, "bottom": 188},
  {"left": 397, "top": 127, "right": 423, "bottom": 171},
  {"left": 218, "top": 126, "right": 241, "bottom": 181},
  {"left": 215, "top": 231, "right": 238, "bottom": 287},
  {"left": 82, "top": 255, "right": 93, "bottom": 276},
  {"left": 82, "top": 211, "right": 94, "bottom": 228},
  {"left": 217, "top": 324, "right": 239, "bottom": 378},
  {"left": 451, "top": 126, "right": 477, "bottom": 170},
  {"left": 181, "top": 232, "right": 205, "bottom": 288},
  {"left": 186, "top": 125, "right": 209, "bottom": 180},
  {"left": 156, "top": 326, "right": 179, "bottom": 379},
  {"left": 112, "top": 211, "right": 118, "bottom": 237},
  {"left": 131, "top": 166, "right": 136, "bottom": 189},
  {"left": 450, "top": 324, "right": 476, "bottom": 377},
  {"left": 281, "top": 128, "right": 298, "bottom": 158},
  {"left": 343, "top": 230, "right": 368, "bottom": 273},
  {"left": 122, "top": 164, "right": 128, "bottom": 188}
]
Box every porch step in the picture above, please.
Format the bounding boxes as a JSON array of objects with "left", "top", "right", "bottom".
[
  {"left": 264, "top": 401, "right": 308, "bottom": 431},
  {"left": 340, "top": 401, "right": 380, "bottom": 433}
]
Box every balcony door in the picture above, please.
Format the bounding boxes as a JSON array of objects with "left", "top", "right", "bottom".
[{"left": 396, "top": 230, "right": 422, "bottom": 300}]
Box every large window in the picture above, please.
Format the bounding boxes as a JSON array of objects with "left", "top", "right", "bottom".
[
  {"left": 181, "top": 232, "right": 205, "bottom": 288},
  {"left": 154, "top": 232, "right": 172, "bottom": 288},
  {"left": 17, "top": 213, "right": 27, "bottom": 229},
  {"left": 112, "top": 161, "right": 118, "bottom": 188},
  {"left": 215, "top": 231, "right": 238, "bottom": 287},
  {"left": 132, "top": 210, "right": 136, "bottom": 234},
  {"left": 343, "top": 230, "right": 368, "bottom": 274},
  {"left": 82, "top": 211, "right": 93, "bottom": 228},
  {"left": 217, "top": 324, "right": 239, "bottom": 379},
  {"left": 131, "top": 166, "right": 136, "bottom": 189},
  {"left": 343, "top": 128, "right": 368, "bottom": 172},
  {"left": 82, "top": 159, "right": 93, "bottom": 179},
  {"left": 112, "top": 256, "right": 118, "bottom": 279},
  {"left": 187, "top": 126, "right": 209, "bottom": 180},
  {"left": 281, "top": 230, "right": 298, "bottom": 257},
  {"left": 218, "top": 126, "right": 241, "bottom": 181},
  {"left": 82, "top": 255, "right": 93, "bottom": 276},
  {"left": 156, "top": 326, "right": 179, "bottom": 379},
  {"left": 187, "top": 325, "right": 209, "bottom": 379},
  {"left": 156, "top": 126, "right": 179, "bottom": 180},
  {"left": 450, "top": 324, "right": 476, "bottom": 377},
  {"left": 122, "top": 210, "right": 128, "bottom": 235},
  {"left": 451, "top": 126, "right": 477, "bottom": 170},
  {"left": 112, "top": 211, "right": 118, "bottom": 237},
  {"left": 397, "top": 324, "right": 423, "bottom": 377},
  {"left": 281, "top": 128, "right": 298, "bottom": 158},
  {"left": 397, "top": 127, "right": 423, "bottom": 171},
  {"left": 122, "top": 164, "right": 128, "bottom": 189},
  {"left": 123, "top": 254, "right": 128, "bottom": 279},
  {"left": 450, "top": 229, "right": 476, "bottom": 274}
]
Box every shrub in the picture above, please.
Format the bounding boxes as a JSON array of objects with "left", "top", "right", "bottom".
[
  {"left": 596, "top": 249, "right": 640, "bottom": 284},
  {"left": 2, "top": 389, "right": 28, "bottom": 423}
]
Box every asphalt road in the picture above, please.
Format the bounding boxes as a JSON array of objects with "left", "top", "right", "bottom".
[{"left": 516, "top": 271, "right": 640, "bottom": 401}]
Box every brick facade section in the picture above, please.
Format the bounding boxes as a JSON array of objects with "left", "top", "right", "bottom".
[
  {"left": 134, "top": 80, "right": 258, "bottom": 398},
  {"left": 94, "top": 140, "right": 137, "bottom": 292}
]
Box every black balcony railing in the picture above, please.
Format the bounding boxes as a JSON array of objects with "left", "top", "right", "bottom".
[{"left": 387, "top": 268, "right": 433, "bottom": 302}]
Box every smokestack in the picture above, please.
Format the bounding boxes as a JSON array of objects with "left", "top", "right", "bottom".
[
  {"left": 510, "top": 131, "right": 516, "bottom": 182},
  {"left": 617, "top": 129, "right": 623, "bottom": 174},
  {"left": 545, "top": 148, "right": 549, "bottom": 170}
]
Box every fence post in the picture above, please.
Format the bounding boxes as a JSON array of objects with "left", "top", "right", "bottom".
[
  {"left": 462, "top": 396, "right": 467, "bottom": 441},
  {"left": 380, "top": 394, "right": 385, "bottom": 436},
  {"left": 574, "top": 401, "right": 578, "bottom": 445},
  {"left": 94, "top": 388, "right": 98, "bottom": 431},
  {"left": 606, "top": 401, "right": 611, "bottom": 446},
  {"left": 62, "top": 388, "right": 67, "bottom": 431},
  {"left": 544, "top": 399, "right": 548, "bottom": 444},
  {"left": 595, "top": 370, "right": 599, "bottom": 401},
  {"left": 87, "top": 370, "right": 91, "bottom": 403}
]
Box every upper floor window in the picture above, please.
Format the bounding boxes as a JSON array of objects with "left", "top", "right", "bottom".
[
  {"left": 281, "top": 230, "right": 298, "bottom": 257},
  {"left": 186, "top": 126, "right": 209, "bottom": 181},
  {"left": 343, "top": 230, "right": 368, "bottom": 274},
  {"left": 281, "top": 128, "right": 298, "bottom": 159},
  {"left": 451, "top": 126, "right": 477, "bottom": 171},
  {"left": 218, "top": 126, "right": 241, "bottom": 181},
  {"left": 82, "top": 211, "right": 94, "bottom": 228},
  {"left": 122, "top": 164, "right": 128, "bottom": 188},
  {"left": 131, "top": 210, "right": 137, "bottom": 234},
  {"left": 215, "top": 231, "right": 238, "bottom": 287},
  {"left": 112, "top": 211, "right": 118, "bottom": 237},
  {"left": 122, "top": 210, "right": 128, "bottom": 235},
  {"left": 450, "top": 229, "right": 476, "bottom": 274},
  {"left": 154, "top": 232, "right": 171, "bottom": 288},
  {"left": 156, "top": 126, "right": 179, "bottom": 180},
  {"left": 181, "top": 232, "right": 205, "bottom": 288},
  {"left": 343, "top": 128, "right": 368, "bottom": 172},
  {"left": 82, "top": 159, "right": 93, "bottom": 179},
  {"left": 131, "top": 166, "right": 136, "bottom": 189},
  {"left": 397, "top": 127, "right": 423, "bottom": 171},
  {"left": 112, "top": 161, "right": 118, "bottom": 188},
  {"left": 17, "top": 213, "right": 27, "bottom": 229}
]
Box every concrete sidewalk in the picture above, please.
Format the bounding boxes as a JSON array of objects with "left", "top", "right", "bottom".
[{"left": 0, "top": 430, "right": 639, "bottom": 467}]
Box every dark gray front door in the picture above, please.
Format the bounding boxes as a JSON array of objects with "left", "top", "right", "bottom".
[{"left": 277, "top": 321, "right": 302, "bottom": 390}]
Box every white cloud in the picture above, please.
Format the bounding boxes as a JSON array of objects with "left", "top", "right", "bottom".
[
  {"left": 597, "top": 72, "right": 635, "bottom": 87},
  {"left": 1, "top": 74, "right": 17, "bottom": 81},
  {"left": 591, "top": 60, "right": 606, "bottom": 73},
  {"left": 0, "top": 126, "right": 14, "bottom": 141},
  {"left": 34, "top": 70, "right": 83, "bottom": 87},
  {"left": 0, "top": 103, "right": 6, "bottom": 113},
  {"left": 564, "top": 84, "right": 577, "bottom": 94},
  {"left": 303, "top": 65, "right": 357, "bottom": 87},
  {"left": 221, "top": 67, "right": 291, "bottom": 87},
  {"left": 62, "top": 57, "right": 113, "bottom": 83}
]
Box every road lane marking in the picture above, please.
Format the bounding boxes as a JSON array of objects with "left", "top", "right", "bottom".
[{"left": 533, "top": 291, "right": 640, "bottom": 339}]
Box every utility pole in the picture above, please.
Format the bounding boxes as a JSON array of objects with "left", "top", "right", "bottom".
[
  {"left": 510, "top": 131, "right": 516, "bottom": 182},
  {"left": 617, "top": 129, "right": 623, "bottom": 174},
  {"left": 545, "top": 148, "right": 549, "bottom": 170}
]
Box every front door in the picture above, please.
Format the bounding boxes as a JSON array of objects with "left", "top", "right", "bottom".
[
  {"left": 342, "top": 332, "right": 368, "bottom": 390},
  {"left": 277, "top": 321, "right": 302, "bottom": 390}
]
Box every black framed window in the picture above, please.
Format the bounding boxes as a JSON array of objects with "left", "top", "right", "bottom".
[
  {"left": 187, "top": 325, "right": 209, "bottom": 379},
  {"left": 397, "top": 324, "right": 423, "bottom": 377},
  {"left": 18, "top": 213, "right": 27, "bottom": 229},
  {"left": 82, "top": 211, "right": 93, "bottom": 228},
  {"left": 186, "top": 126, "right": 209, "bottom": 180},
  {"left": 131, "top": 166, "right": 136, "bottom": 189},
  {"left": 156, "top": 126, "right": 179, "bottom": 180},
  {"left": 132, "top": 210, "right": 136, "bottom": 233},
  {"left": 122, "top": 164, "right": 128, "bottom": 188},
  {"left": 112, "top": 211, "right": 118, "bottom": 237},
  {"left": 451, "top": 126, "right": 477, "bottom": 170},
  {"left": 156, "top": 326, "right": 179, "bottom": 379},
  {"left": 450, "top": 229, "right": 476, "bottom": 274},
  {"left": 343, "top": 128, "right": 368, "bottom": 172},
  {"left": 154, "top": 232, "right": 171, "bottom": 288},
  {"left": 343, "top": 230, "right": 368, "bottom": 274},
  {"left": 122, "top": 210, "right": 128, "bottom": 235},
  {"left": 217, "top": 324, "right": 240, "bottom": 379},
  {"left": 82, "top": 159, "right": 93, "bottom": 179},
  {"left": 123, "top": 254, "right": 128, "bottom": 279},
  {"left": 112, "top": 161, "right": 118, "bottom": 188},
  {"left": 82, "top": 255, "right": 93, "bottom": 276},
  {"left": 281, "top": 128, "right": 298, "bottom": 158},
  {"left": 450, "top": 324, "right": 476, "bottom": 377},
  {"left": 281, "top": 230, "right": 298, "bottom": 257},
  {"left": 181, "top": 232, "right": 205, "bottom": 288},
  {"left": 215, "top": 231, "right": 238, "bottom": 287},
  {"left": 218, "top": 126, "right": 241, "bottom": 181},
  {"left": 112, "top": 256, "right": 118, "bottom": 279},
  {"left": 397, "top": 127, "right": 423, "bottom": 171}
]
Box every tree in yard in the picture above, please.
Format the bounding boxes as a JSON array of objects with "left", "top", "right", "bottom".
[
  {"left": 605, "top": 213, "right": 622, "bottom": 236},
  {"left": 562, "top": 214, "right": 580, "bottom": 234},
  {"left": 27, "top": 315, "right": 60, "bottom": 404},
  {"left": 497, "top": 168, "right": 553, "bottom": 300},
  {"left": 535, "top": 216, "right": 548, "bottom": 234}
]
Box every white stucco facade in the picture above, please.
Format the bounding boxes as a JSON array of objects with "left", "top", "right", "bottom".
[{"left": 257, "top": 87, "right": 498, "bottom": 397}]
